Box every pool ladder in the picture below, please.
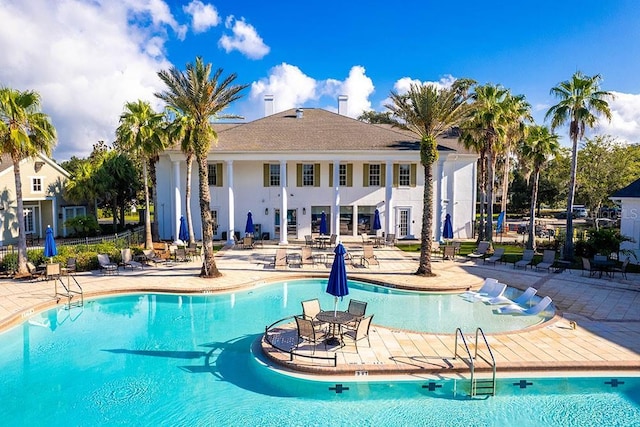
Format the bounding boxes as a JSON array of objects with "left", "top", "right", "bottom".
[
  {"left": 454, "top": 327, "right": 496, "bottom": 397},
  {"left": 54, "top": 274, "right": 84, "bottom": 310}
]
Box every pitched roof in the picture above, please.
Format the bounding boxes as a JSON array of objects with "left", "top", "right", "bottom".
[
  {"left": 198, "top": 108, "right": 471, "bottom": 154},
  {"left": 611, "top": 178, "right": 640, "bottom": 198},
  {"left": 0, "top": 154, "right": 12, "bottom": 174}
]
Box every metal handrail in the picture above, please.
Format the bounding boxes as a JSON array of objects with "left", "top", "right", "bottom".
[
  {"left": 55, "top": 274, "right": 84, "bottom": 309},
  {"left": 453, "top": 327, "right": 475, "bottom": 391},
  {"left": 474, "top": 327, "right": 496, "bottom": 396},
  {"left": 264, "top": 316, "right": 337, "bottom": 367}
]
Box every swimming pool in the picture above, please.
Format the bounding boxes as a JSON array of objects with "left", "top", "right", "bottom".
[{"left": 1, "top": 279, "right": 636, "bottom": 426}]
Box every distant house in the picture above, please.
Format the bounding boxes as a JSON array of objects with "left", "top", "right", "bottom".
[
  {"left": 610, "top": 177, "right": 640, "bottom": 260},
  {"left": 155, "top": 96, "right": 478, "bottom": 245},
  {"left": 0, "top": 153, "right": 86, "bottom": 245}
]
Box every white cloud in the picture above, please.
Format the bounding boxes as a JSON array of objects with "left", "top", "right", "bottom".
[
  {"left": 378, "top": 75, "right": 458, "bottom": 110},
  {"left": 598, "top": 91, "right": 640, "bottom": 144},
  {"left": 0, "top": 0, "right": 178, "bottom": 160},
  {"left": 218, "top": 16, "right": 270, "bottom": 60},
  {"left": 125, "top": 0, "right": 188, "bottom": 40},
  {"left": 319, "top": 66, "right": 374, "bottom": 117},
  {"left": 183, "top": 0, "right": 220, "bottom": 33}
]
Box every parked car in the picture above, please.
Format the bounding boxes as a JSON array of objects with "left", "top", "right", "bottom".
[
  {"left": 572, "top": 206, "right": 588, "bottom": 218},
  {"left": 555, "top": 211, "right": 576, "bottom": 219}
]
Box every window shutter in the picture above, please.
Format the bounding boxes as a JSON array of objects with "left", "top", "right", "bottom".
[
  {"left": 296, "top": 163, "right": 302, "bottom": 187},
  {"left": 346, "top": 163, "right": 353, "bottom": 187},
  {"left": 314, "top": 163, "right": 320, "bottom": 187},
  {"left": 329, "top": 163, "right": 333, "bottom": 187},
  {"left": 410, "top": 164, "right": 417, "bottom": 187},
  {"left": 363, "top": 163, "right": 369, "bottom": 187},
  {"left": 393, "top": 164, "right": 399, "bottom": 187},
  {"left": 216, "top": 163, "right": 223, "bottom": 187},
  {"left": 263, "top": 164, "right": 269, "bottom": 187},
  {"left": 380, "top": 164, "right": 386, "bottom": 187}
]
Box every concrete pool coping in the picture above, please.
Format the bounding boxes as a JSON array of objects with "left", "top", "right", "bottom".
[{"left": 1, "top": 241, "right": 639, "bottom": 378}]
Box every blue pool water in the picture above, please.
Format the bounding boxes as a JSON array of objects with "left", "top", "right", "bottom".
[{"left": 0, "top": 279, "right": 637, "bottom": 426}]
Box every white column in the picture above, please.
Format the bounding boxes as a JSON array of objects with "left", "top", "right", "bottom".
[
  {"left": 173, "top": 161, "right": 181, "bottom": 241},
  {"left": 227, "top": 160, "right": 235, "bottom": 245},
  {"left": 51, "top": 197, "right": 57, "bottom": 236},
  {"left": 436, "top": 159, "right": 445, "bottom": 241},
  {"left": 385, "top": 160, "right": 394, "bottom": 237},
  {"left": 333, "top": 160, "right": 340, "bottom": 241},
  {"left": 279, "top": 160, "right": 288, "bottom": 245}
]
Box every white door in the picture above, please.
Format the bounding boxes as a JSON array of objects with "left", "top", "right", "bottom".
[{"left": 397, "top": 208, "right": 410, "bottom": 239}]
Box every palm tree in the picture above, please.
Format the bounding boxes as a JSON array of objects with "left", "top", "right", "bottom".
[
  {"left": 518, "top": 125, "right": 560, "bottom": 250},
  {"left": 460, "top": 84, "right": 512, "bottom": 241},
  {"left": 385, "top": 79, "right": 475, "bottom": 276},
  {"left": 0, "top": 87, "right": 56, "bottom": 275},
  {"left": 545, "top": 72, "right": 613, "bottom": 259},
  {"left": 116, "top": 100, "right": 166, "bottom": 249},
  {"left": 156, "top": 57, "right": 248, "bottom": 278}
]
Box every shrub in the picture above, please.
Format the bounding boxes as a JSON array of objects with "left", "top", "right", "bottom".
[{"left": 64, "top": 215, "right": 101, "bottom": 237}]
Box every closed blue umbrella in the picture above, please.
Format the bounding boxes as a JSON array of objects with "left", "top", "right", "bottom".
[
  {"left": 178, "top": 216, "right": 189, "bottom": 242},
  {"left": 496, "top": 211, "right": 506, "bottom": 234},
  {"left": 373, "top": 209, "right": 382, "bottom": 232},
  {"left": 326, "top": 243, "right": 349, "bottom": 315},
  {"left": 44, "top": 226, "right": 57, "bottom": 262},
  {"left": 319, "top": 211, "right": 327, "bottom": 235},
  {"left": 245, "top": 211, "right": 254, "bottom": 235},
  {"left": 443, "top": 213, "right": 453, "bottom": 240}
]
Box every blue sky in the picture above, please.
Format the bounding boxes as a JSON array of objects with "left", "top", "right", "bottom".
[{"left": 1, "top": 0, "right": 639, "bottom": 160}]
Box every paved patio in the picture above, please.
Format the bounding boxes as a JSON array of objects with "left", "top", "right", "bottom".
[{"left": 1, "top": 241, "right": 639, "bottom": 378}]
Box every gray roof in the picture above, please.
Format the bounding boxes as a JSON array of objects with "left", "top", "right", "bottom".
[
  {"left": 0, "top": 154, "right": 12, "bottom": 174},
  {"left": 611, "top": 178, "right": 640, "bottom": 198},
  {"left": 197, "top": 108, "right": 471, "bottom": 154}
]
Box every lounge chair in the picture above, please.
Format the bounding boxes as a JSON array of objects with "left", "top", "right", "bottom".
[
  {"left": 467, "top": 241, "right": 490, "bottom": 259},
  {"left": 496, "top": 296, "right": 553, "bottom": 315},
  {"left": 361, "top": 245, "right": 379, "bottom": 268},
  {"left": 120, "top": 248, "right": 143, "bottom": 270},
  {"left": 25, "top": 262, "right": 45, "bottom": 281},
  {"left": 488, "top": 286, "right": 537, "bottom": 305},
  {"left": 484, "top": 247, "right": 505, "bottom": 265},
  {"left": 473, "top": 282, "right": 507, "bottom": 302},
  {"left": 142, "top": 249, "right": 166, "bottom": 265},
  {"left": 271, "top": 248, "right": 288, "bottom": 269},
  {"left": 460, "top": 278, "right": 499, "bottom": 300},
  {"left": 301, "top": 246, "right": 315, "bottom": 267},
  {"left": 97, "top": 254, "right": 118, "bottom": 275},
  {"left": 294, "top": 315, "right": 327, "bottom": 354},
  {"left": 341, "top": 315, "right": 373, "bottom": 352},
  {"left": 535, "top": 250, "right": 556, "bottom": 272},
  {"left": 514, "top": 249, "right": 535, "bottom": 269}
]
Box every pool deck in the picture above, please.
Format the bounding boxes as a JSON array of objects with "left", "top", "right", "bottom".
[{"left": 1, "top": 241, "right": 639, "bottom": 378}]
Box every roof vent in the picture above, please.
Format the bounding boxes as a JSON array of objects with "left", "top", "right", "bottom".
[{"left": 296, "top": 108, "right": 304, "bottom": 119}]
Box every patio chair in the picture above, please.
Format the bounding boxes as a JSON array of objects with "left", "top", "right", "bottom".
[
  {"left": 301, "top": 298, "right": 327, "bottom": 328},
  {"left": 611, "top": 258, "right": 629, "bottom": 279},
  {"left": 328, "top": 234, "right": 337, "bottom": 248},
  {"left": 488, "top": 286, "right": 537, "bottom": 306},
  {"left": 186, "top": 242, "right": 202, "bottom": 260},
  {"left": 62, "top": 257, "right": 77, "bottom": 275},
  {"left": 294, "top": 315, "right": 327, "bottom": 354},
  {"left": 25, "top": 262, "right": 45, "bottom": 281},
  {"left": 119, "top": 248, "right": 143, "bottom": 270},
  {"left": 581, "top": 257, "right": 597, "bottom": 277},
  {"left": 242, "top": 236, "right": 254, "bottom": 249},
  {"left": 271, "top": 248, "right": 288, "bottom": 269},
  {"left": 535, "top": 250, "right": 556, "bottom": 272},
  {"left": 45, "top": 263, "right": 61, "bottom": 281},
  {"left": 483, "top": 247, "right": 505, "bottom": 265},
  {"left": 496, "top": 296, "right": 553, "bottom": 315},
  {"left": 344, "top": 299, "right": 368, "bottom": 329},
  {"left": 361, "top": 234, "right": 374, "bottom": 246},
  {"left": 442, "top": 245, "right": 456, "bottom": 261},
  {"left": 467, "top": 241, "right": 490, "bottom": 259},
  {"left": 175, "top": 247, "right": 188, "bottom": 262},
  {"left": 514, "top": 249, "right": 535, "bottom": 269},
  {"left": 304, "top": 235, "right": 314, "bottom": 247},
  {"left": 361, "top": 245, "right": 379, "bottom": 268},
  {"left": 301, "top": 246, "right": 315, "bottom": 267},
  {"left": 142, "top": 249, "right": 166, "bottom": 265},
  {"left": 341, "top": 315, "right": 373, "bottom": 352},
  {"left": 97, "top": 254, "right": 118, "bottom": 275},
  {"left": 431, "top": 241, "right": 440, "bottom": 257},
  {"left": 384, "top": 233, "right": 396, "bottom": 247}
]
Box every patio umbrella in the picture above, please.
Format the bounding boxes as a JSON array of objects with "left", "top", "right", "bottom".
[
  {"left": 373, "top": 209, "right": 382, "bottom": 234},
  {"left": 496, "top": 211, "right": 506, "bottom": 234},
  {"left": 326, "top": 243, "right": 349, "bottom": 315},
  {"left": 178, "top": 216, "right": 189, "bottom": 242},
  {"left": 442, "top": 213, "right": 453, "bottom": 240},
  {"left": 245, "top": 211, "right": 254, "bottom": 236},
  {"left": 43, "top": 225, "right": 57, "bottom": 262},
  {"left": 319, "top": 211, "right": 328, "bottom": 235}
]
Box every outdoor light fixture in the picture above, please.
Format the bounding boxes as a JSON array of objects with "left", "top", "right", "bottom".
[
  {"left": 265, "top": 208, "right": 269, "bottom": 215},
  {"left": 302, "top": 207, "right": 306, "bottom": 215}
]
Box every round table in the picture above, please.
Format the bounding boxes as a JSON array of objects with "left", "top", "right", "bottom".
[{"left": 315, "top": 310, "right": 356, "bottom": 346}]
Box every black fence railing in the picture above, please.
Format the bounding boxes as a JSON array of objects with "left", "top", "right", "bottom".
[{"left": 263, "top": 316, "right": 337, "bottom": 367}]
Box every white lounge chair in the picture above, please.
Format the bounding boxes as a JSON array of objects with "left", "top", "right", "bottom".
[
  {"left": 474, "top": 282, "right": 507, "bottom": 302},
  {"left": 497, "top": 296, "right": 553, "bottom": 315},
  {"left": 488, "top": 287, "right": 537, "bottom": 305},
  {"left": 460, "top": 278, "right": 501, "bottom": 301}
]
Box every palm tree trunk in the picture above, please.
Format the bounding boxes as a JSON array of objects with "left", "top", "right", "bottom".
[
  {"left": 12, "top": 159, "right": 29, "bottom": 275},
  {"left": 485, "top": 143, "right": 496, "bottom": 242},
  {"left": 564, "top": 132, "right": 579, "bottom": 260},
  {"left": 196, "top": 151, "right": 221, "bottom": 277},
  {"left": 416, "top": 139, "right": 435, "bottom": 277},
  {"left": 478, "top": 155, "right": 487, "bottom": 241},
  {"left": 527, "top": 169, "right": 540, "bottom": 250},
  {"left": 185, "top": 152, "right": 195, "bottom": 245},
  {"left": 143, "top": 161, "right": 153, "bottom": 249}
]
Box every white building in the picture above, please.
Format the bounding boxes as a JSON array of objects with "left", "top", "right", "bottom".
[
  {"left": 611, "top": 178, "right": 640, "bottom": 261},
  {"left": 155, "top": 97, "right": 478, "bottom": 245}
]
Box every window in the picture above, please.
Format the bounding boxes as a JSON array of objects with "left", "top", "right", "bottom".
[
  {"left": 270, "top": 164, "right": 280, "bottom": 186},
  {"left": 302, "top": 164, "right": 314, "bottom": 186},
  {"left": 398, "top": 164, "right": 410, "bottom": 186},
  {"left": 369, "top": 164, "right": 381, "bottom": 186},
  {"left": 32, "top": 177, "right": 43, "bottom": 193},
  {"left": 207, "top": 163, "right": 223, "bottom": 186},
  {"left": 210, "top": 210, "right": 219, "bottom": 234},
  {"left": 23, "top": 209, "right": 34, "bottom": 233},
  {"left": 339, "top": 164, "right": 347, "bottom": 186}
]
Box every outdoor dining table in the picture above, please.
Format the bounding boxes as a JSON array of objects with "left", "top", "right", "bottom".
[
  {"left": 591, "top": 258, "right": 616, "bottom": 278},
  {"left": 315, "top": 310, "right": 356, "bottom": 346},
  {"left": 315, "top": 236, "right": 330, "bottom": 249}
]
